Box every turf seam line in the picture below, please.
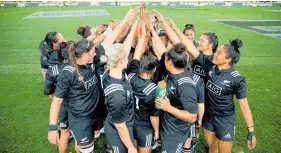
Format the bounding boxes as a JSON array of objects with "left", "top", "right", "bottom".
[{"left": 209, "top": 20, "right": 281, "bottom": 40}]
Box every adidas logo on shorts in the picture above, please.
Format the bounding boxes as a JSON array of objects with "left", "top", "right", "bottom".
[{"left": 224, "top": 133, "right": 231, "bottom": 139}]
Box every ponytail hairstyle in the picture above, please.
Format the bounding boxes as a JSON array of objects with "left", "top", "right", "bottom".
[
  {"left": 224, "top": 38, "right": 243, "bottom": 65},
  {"left": 68, "top": 38, "right": 94, "bottom": 85},
  {"left": 166, "top": 43, "right": 189, "bottom": 69},
  {"left": 202, "top": 32, "right": 219, "bottom": 53},
  {"left": 44, "top": 32, "right": 58, "bottom": 50},
  {"left": 104, "top": 43, "right": 126, "bottom": 70},
  {"left": 183, "top": 24, "right": 195, "bottom": 34},
  {"left": 77, "top": 25, "right": 92, "bottom": 38},
  {"left": 139, "top": 55, "right": 158, "bottom": 74}
]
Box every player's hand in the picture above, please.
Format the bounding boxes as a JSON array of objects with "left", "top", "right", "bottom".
[
  {"left": 247, "top": 132, "right": 256, "bottom": 150},
  {"left": 49, "top": 94, "right": 54, "bottom": 99},
  {"left": 154, "top": 131, "right": 159, "bottom": 140},
  {"left": 48, "top": 130, "right": 59, "bottom": 145},
  {"left": 153, "top": 9, "right": 165, "bottom": 23},
  {"left": 128, "top": 147, "right": 138, "bottom": 153},
  {"left": 166, "top": 18, "right": 177, "bottom": 30},
  {"left": 96, "top": 24, "right": 105, "bottom": 35},
  {"left": 155, "top": 97, "right": 171, "bottom": 112},
  {"left": 109, "top": 20, "right": 121, "bottom": 30},
  {"left": 195, "top": 119, "right": 202, "bottom": 127},
  {"left": 124, "top": 7, "right": 139, "bottom": 22},
  {"left": 142, "top": 15, "right": 153, "bottom": 32}
]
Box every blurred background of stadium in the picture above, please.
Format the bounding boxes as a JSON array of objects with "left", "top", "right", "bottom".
[{"left": 0, "top": 1, "right": 280, "bottom": 153}]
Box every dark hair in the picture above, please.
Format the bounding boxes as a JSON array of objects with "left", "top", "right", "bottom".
[
  {"left": 202, "top": 32, "right": 219, "bottom": 53},
  {"left": 68, "top": 39, "right": 94, "bottom": 86},
  {"left": 224, "top": 38, "right": 243, "bottom": 65},
  {"left": 158, "top": 30, "right": 169, "bottom": 44},
  {"left": 68, "top": 38, "right": 94, "bottom": 61},
  {"left": 60, "top": 40, "right": 75, "bottom": 61},
  {"left": 77, "top": 25, "right": 92, "bottom": 38},
  {"left": 139, "top": 55, "right": 158, "bottom": 74},
  {"left": 183, "top": 24, "right": 195, "bottom": 34},
  {"left": 44, "top": 32, "right": 58, "bottom": 50},
  {"left": 166, "top": 43, "right": 189, "bottom": 69}
]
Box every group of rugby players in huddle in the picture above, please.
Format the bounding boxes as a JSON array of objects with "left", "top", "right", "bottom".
[{"left": 40, "top": 5, "right": 257, "bottom": 153}]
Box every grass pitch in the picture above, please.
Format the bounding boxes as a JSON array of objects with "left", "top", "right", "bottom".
[{"left": 0, "top": 6, "right": 280, "bottom": 153}]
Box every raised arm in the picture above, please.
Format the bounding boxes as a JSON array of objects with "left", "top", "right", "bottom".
[
  {"left": 133, "top": 23, "right": 147, "bottom": 61},
  {"left": 102, "top": 7, "right": 139, "bottom": 51},
  {"left": 144, "top": 15, "right": 167, "bottom": 60},
  {"left": 153, "top": 10, "right": 180, "bottom": 45},
  {"left": 123, "top": 19, "right": 138, "bottom": 55},
  {"left": 167, "top": 18, "right": 200, "bottom": 59}
]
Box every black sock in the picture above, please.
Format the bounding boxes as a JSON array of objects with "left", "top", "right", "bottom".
[
  {"left": 191, "top": 139, "right": 197, "bottom": 148},
  {"left": 181, "top": 147, "right": 192, "bottom": 153}
]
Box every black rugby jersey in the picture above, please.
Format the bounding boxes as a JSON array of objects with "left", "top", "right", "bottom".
[
  {"left": 157, "top": 53, "right": 205, "bottom": 104},
  {"left": 101, "top": 71, "right": 134, "bottom": 128},
  {"left": 192, "top": 54, "right": 213, "bottom": 78},
  {"left": 127, "top": 60, "right": 159, "bottom": 128},
  {"left": 39, "top": 40, "right": 64, "bottom": 69},
  {"left": 44, "top": 64, "right": 67, "bottom": 95},
  {"left": 54, "top": 63, "right": 100, "bottom": 117},
  {"left": 187, "top": 71, "right": 205, "bottom": 104},
  {"left": 161, "top": 71, "right": 198, "bottom": 136},
  {"left": 196, "top": 53, "right": 247, "bottom": 116}
]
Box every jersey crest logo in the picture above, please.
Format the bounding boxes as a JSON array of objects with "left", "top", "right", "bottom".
[
  {"left": 193, "top": 65, "right": 205, "bottom": 76},
  {"left": 169, "top": 86, "right": 176, "bottom": 95},
  {"left": 221, "top": 80, "right": 231, "bottom": 87},
  {"left": 206, "top": 80, "right": 222, "bottom": 96}
]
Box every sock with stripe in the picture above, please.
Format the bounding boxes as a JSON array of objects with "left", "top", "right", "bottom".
[
  {"left": 191, "top": 139, "right": 197, "bottom": 150},
  {"left": 181, "top": 147, "right": 192, "bottom": 153}
]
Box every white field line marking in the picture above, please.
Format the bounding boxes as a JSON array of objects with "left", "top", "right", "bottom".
[
  {"left": 191, "top": 10, "right": 238, "bottom": 19},
  {"left": 209, "top": 20, "right": 281, "bottom": 40},
  {"left": 210, "top": 19, "right": 281, "bottom": 22},
  {"left": 0, "top": 10, "right": 30, "bottom": 16}
]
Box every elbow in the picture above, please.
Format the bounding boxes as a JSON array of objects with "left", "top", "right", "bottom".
[
  {"left": 190, "top": 115, "right": 197, "bottom": 123},
  {"left": 150, "top": 116, "right": 160, "bottom": 122},
  {"left": 186, "top": 114, "right": 197, "bottom": 123},
  {"left": 114, "top": 122, "right": 126, "bottom": 129},
  {"left": 52, "top": 96, "right": 63, "bottom": 105}
]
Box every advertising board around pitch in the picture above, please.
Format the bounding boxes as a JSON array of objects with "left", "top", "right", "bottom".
[{"left": 24, "top": 10, "right": 111, "bottom": 19}]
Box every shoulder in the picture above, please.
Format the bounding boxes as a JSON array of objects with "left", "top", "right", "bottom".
[
  {"left": 192, "top": 73, "right": 203, "bottom": 85},
  {"left": 229, "top": 70, "right": 245, "bottom": 81},
  {"left": 62, "top": 65, "right": 75, "bottom": 74},
  {"left": 49, "top": 65, "right": 59, "bottom": 76},
  {"left": 128, "top": 73, "right": 137, "bottom": 82},
  {"left": 177, "top": 76, "right": 196, "bottom": 86},
  {"left": 230, "top": 70, "right": 242, "bottom": 78},
  {"left": 143, "top": 82, "right": 157, "bottom": 95},
  {"left": 104, "top": 83, "right": 125, "bottom": 97},
  {"left": 230, "top": 70, "right": 246, "bottom": 85}
]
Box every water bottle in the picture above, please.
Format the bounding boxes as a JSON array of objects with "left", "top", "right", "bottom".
[{"left": 156, "top": 80, "right": 167, "bottom": 109}]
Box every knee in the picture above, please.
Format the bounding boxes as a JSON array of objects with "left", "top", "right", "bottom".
[
  {"left": 208, "top": 142, "right": 218, "bottom": 151},
  {"left": 60, "top": 129, "right": 71, "bottom": 138}
]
